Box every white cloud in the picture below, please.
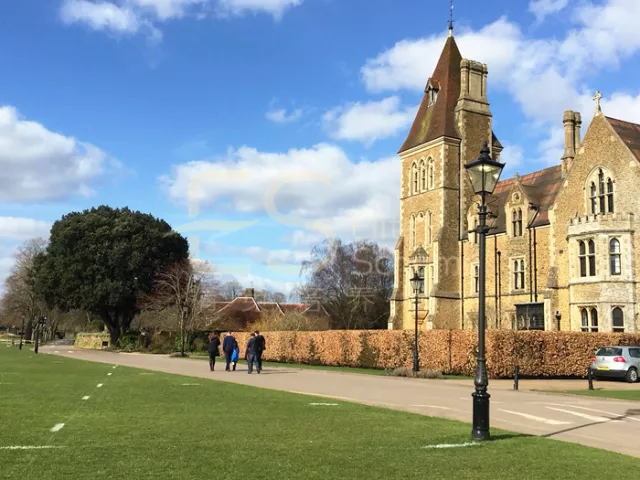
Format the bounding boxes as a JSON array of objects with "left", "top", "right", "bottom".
[
  {"left": 266, "top": 107, "right": 302, "bottom": 124},
  {"left": 160, "top": 143, "right": 400, "bottom": 246},
  {"left": 499, "top": 143, "right": 525, "bottom": 173},
  {"left": 60, "top": 0, "right": 302, "bottom": 39},
  {"left": 0, "top": 106, "right": 119, "bottom": 202},
  {"left": 323, "top": 96, "right": 416, "bottom": 145},
  {"left": 216, "top": 0, "right": 302, "bottom": 19},
  {"left": 227, "top": 272, "right": 299, "bottom": 295},
  {"left": 529, "top": 0, "right": 569, "bottom": 23},
  {"left": 0, "top": 218, "right": 51, "bottom": 241},
  {"left": 361, "top": 1, "right": 640, "bottom": 169}
]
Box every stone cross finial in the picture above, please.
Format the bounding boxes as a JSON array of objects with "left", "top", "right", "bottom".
[{"left": 593, "top": 90, "right": 602, "bottom": 115}]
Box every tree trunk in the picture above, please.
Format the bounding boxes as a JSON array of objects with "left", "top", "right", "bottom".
[
  {"left": 98, "top": 310, "right": 121, "bottom": 347},
  {"left": 25, "top": 318, "right": 33, "bottom": 341}
]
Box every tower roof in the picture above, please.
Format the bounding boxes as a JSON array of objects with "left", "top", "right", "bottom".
[{"left": 399, "top": 35, "right": 463, "bottom": 153}]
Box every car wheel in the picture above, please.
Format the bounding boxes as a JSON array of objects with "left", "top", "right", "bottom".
[{"left": 625, "top": 367, "right": 638, "bottom": 383}]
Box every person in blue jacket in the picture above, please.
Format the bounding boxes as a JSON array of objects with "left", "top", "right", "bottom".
[{"left": 222, "top": 331, "right": 238, "bottom": 372}]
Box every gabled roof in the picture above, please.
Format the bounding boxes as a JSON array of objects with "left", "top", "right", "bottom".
[
  {"left": 486, "top": 165, "right": 564, "bottom": 234},
  {"left": 606, "top": 116, "right": 640, "bottom": 162},
  {"left": 215, "top": 296, "right": 260, "bottom": 314},
  {"left": 399, "top": 35, "right": 463, "bottom": 153}
]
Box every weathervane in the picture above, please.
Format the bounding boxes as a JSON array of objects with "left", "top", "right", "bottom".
[{"left": 448, "top": 0, "right": 454, "bottom": 36}]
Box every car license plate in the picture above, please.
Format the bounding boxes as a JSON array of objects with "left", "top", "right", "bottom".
[{"left": 597, "top": 366, "right": 609, "bottom": 371}]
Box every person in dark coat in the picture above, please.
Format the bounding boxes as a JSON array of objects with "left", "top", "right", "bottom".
[
  {"left": 222, "top": 331, "right": 238, "bottom": 371},
  {"left": 245, "top": 333, "right": 257, "bottom": 374},
  {"left": 254, "top": 330, "right": 266, "bottom": 374},
  {"left": 207, "top": 332, "right": 221, "bottom": 371}
]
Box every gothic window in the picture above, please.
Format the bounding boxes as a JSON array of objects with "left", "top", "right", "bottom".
[
  {"left": 609, "top": 238, "right": 621, "bottom": 276},
  {"left": 517, "top": 209, "right": 523, "bottom": 236},
  {"left": 590, "top": 182, "right": 597, "bottom": 214},
  {"left": 513, "top": 259, "right": 525, "bottom": 290},
  {"left": 607, "top": 178, "right": 614, "bottom": 213},
  {"left": 588, "top": 239, "right": 596, "bottom": 276},
  {"left": 580, "top": 308, "right": 599, "bottom": 332},
  {"left": 418, "top": 266, "right": 425, "bottom": 294},
  {"left": 598, "top": 169, "right": 605, "bottom": 214},
  {"left": 612, "top": 307, "right": 624, "bottom": 332},
  {"left": 473, "top": 265, "right": 479, "bottom": 294},
  {"left": 428, "top": 158, "right": 435, "bottom": 190},
  {"left": 420, "top": 160, "right": 426, "bottom": 191},
  {"left": 511, "top": 209, "right": 523, "bottom": 237},
  {"left": 579, "top": 240, "right": 587, "bottom": 277},
  {"left": 412, "top": 163, "right": 418, "bottom": 195}
]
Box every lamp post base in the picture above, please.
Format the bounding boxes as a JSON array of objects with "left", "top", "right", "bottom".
[{"left": 471, "top": 390, "right": 491, "bottom": 441}]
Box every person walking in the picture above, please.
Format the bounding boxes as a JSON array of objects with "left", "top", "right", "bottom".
[
  {"left": 222, "top": 331, "right": 238, "bottom": 372},
  {"left": 245, "top": 333, "right": 257, "bottom": 374},
  {"left": 254, "top": 330, "right": 266, "bottom": 374},
  {"left": 207, "top": 332, "right": 221, "bottom": 371}
]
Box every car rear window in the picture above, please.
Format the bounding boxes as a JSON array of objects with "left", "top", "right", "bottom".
[{"left": 595, "top": 347, "right": 623, "bottom": 356}]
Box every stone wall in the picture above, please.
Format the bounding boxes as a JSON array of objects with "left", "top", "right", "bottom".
[{"left": 75, "top": 333, "right": 111, "bottom": 349}]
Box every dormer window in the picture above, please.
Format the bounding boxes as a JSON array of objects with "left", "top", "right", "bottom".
[{"left": 426, "top": 82, "right": 439, "bottom": 106}]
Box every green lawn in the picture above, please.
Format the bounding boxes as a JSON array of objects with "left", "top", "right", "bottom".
[
  {"left": 188, "top": 354, "right": 472, "bottom": 379},
  {"left": 541, "top": 389, "right": 640, "bottom": 402},
  {"left": 2, "top": 347, "right": 640, "bottom": 479}
]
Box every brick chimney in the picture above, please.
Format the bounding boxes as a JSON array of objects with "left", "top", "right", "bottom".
[{"left": 561, "top": 110, "right": 576, "bottom": 175}]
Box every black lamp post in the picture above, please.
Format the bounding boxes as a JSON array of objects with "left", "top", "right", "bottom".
[
  {"left": 34, "top": 316, "right": 47, "bottom": 354},
  {"left": 410, "top": 271, "right": 424, "bottom": 374},
  {"left": 555, "top": 311, "right": 561, "bottom": 331},
  {"left": 19, "top": 317, "right": 25, "bottom": 350},
  {"left": 465, "top": 141, "right": 505, "bottom": 441}
]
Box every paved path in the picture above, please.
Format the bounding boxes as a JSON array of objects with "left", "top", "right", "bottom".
[{"left": 42, "top": 346, "right": 640, "bottom": 458}]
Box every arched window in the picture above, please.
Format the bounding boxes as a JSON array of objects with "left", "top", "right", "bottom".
[
  {"left": 411, "top": 215, "right": 416, "bottom": 247},
  {"left": 512, "top": 210, "right": 517, "bottom": 237},
  {"left": 428, "top": 159, "right": 435, "bottom": 190},
  {"left": 612, "top": 307, "right": 624, "bottom": 332},
  {"left": 590, "top": 182, "right": 597, "bottom": 214},
  {"left": 418, "top": 266, "right": 425, "bottom": 294},
  {"left": 590, "top": 308, "right": 599, "bottom": 332},
  {"left": 579, "top": 241, "right": 587, "bottom": 277},
  {"left": 598, "top": 169, "right": 605, "bottom": 214},
  {"left": 420, "top": 160, "right": 426, "bottom": 191},
  {"left": 607, "top": 178, "right": 614, "bottom": 213},
  {"left": 517, "top": 209, "right": 523, "bottom": 236},
  {"left": 514, "top": 260, "right": 525, "bottom": 290},
  {"left": 609, "top": 238, "right": 621, "bottom": 275},
  {"left": 588, "top": 239, "right": 596, "bottom": 276},
  {"left": 412, "top": 163, "right": 418, "bottom": 194},
  {"left": 581, "top": 308, "right": 589, "bottom": 332},
  {"left": 473, "top": 265, "right": 479, "bottom": 293}
]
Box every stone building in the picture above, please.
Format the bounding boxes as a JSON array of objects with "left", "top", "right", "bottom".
[{"left": 389, "top": 28, "right": 640, "bottom": 334}]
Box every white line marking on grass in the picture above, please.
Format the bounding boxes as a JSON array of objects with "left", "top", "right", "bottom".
[
  {"left": 412, "top": 405, "right": 451, "bottom": 409},
  {"left": 139, "top": 373, "right": 153, "bottom": 375},
  {"left": 422, "top": 442, "right": 480, "bottom": 449},
  {"left": 107, "top": 373, "right": 112, "bottom": 376},
  {"left": 112, "top": 366, "right": 117, "bottom": 369},
  {"left": 181, "top": 383, "right": 200, "bottom": 386},
  {"left": 309, "top": 403, "right": 339, "bottom": 406},
  {"left": 0, "top": 446, "right": 64, "bottom": 450},
  {"left": 50, "top": 424, "right": 65, "bottom": 433},
  {"left": 546, "top": 407, "right": 624, "bottom": 423},
  {"left": 82, "top": 396, "right": 90, "bottom": 400},
  {"left": 96, "top": 384, "right": 103, "bottom": 388},
  {"left": 498, "top": 409, "right": 572, "bottom": 425},
  {"left": 54, "top": 351, "right": 59, "bottom": 353},
  {"left": 67, "top": 351, "right": 74, "bottom": 353}
]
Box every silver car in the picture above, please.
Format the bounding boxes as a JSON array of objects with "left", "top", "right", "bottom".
[{"left": 590, "top": 346, "right": 640, "bottom": 383}]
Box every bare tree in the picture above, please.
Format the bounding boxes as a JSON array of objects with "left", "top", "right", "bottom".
[
  {"left": 0, "top": 238, "right": 48, "bottom": 342},
  {"left": 300, "top": 238, "right": 393, "bottom": 330},
  {"left": 141, "top": 260, "right": 219, "bottom": 355},
  {"left": 219, "top": 280, "right": 243, "bottom": 300}
]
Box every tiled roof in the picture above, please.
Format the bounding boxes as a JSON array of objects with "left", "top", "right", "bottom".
[
  {"left": 216, "top": 297, "right": 260, "bottom": 313},
  {"left": 607, "top": 116, "right": 640, "bottom": 162},
  {"left": 399, "top": 36, "right": 463, "bottom": 153},
  {"left": 487, "top": 165, "right": 564, "bottom": 234},
  {"left": 399, "top": 35, "right": 503, "bottom": 154}
]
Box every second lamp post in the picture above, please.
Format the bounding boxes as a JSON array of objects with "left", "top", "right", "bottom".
[
  {"left": 410, "top": 271, "right": 424, "bottom": 375},
  {"left": 464, "top": 141, "right": 505, "bottom": 441}
]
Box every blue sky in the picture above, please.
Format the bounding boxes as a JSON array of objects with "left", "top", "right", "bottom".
[{"left": 1, "top": 0, "right": 639, "bottom": 296}]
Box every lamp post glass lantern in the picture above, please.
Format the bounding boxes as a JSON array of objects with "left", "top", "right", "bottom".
[
  {"left": 465, "top": 141, "right": 505, "bottom": 441},
  {"left": 410, "top": 271, "right": 424, "bottom": 374}
]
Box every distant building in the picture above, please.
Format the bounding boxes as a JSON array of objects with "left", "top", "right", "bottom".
[
  {"left": 208, "top": 288, "right": 329, "bottom": 329},
  {"left": 389, "top": 28, "right": 640, "bottom": 334}
]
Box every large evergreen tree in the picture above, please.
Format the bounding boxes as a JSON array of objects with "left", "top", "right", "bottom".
[{"left": 32, "top": 206, "right": 189, "bottom": 345}]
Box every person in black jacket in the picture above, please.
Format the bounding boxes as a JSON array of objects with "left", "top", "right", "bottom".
[
  {"left": 254, "top": 331, "right": 266, "bottom": 374},
  {"left": 245, "top": 333, "right": 257, "bottom": 374},
  {"left": 222, "top": 331, "right": 238, "bottom": 372},
  {"left": 207, "top": 332, "right": 221, "bottom": 371}
]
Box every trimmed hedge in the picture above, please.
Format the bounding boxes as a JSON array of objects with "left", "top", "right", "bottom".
[{"left": 228, "top": 330, "right": 640, "bottom": 379}]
